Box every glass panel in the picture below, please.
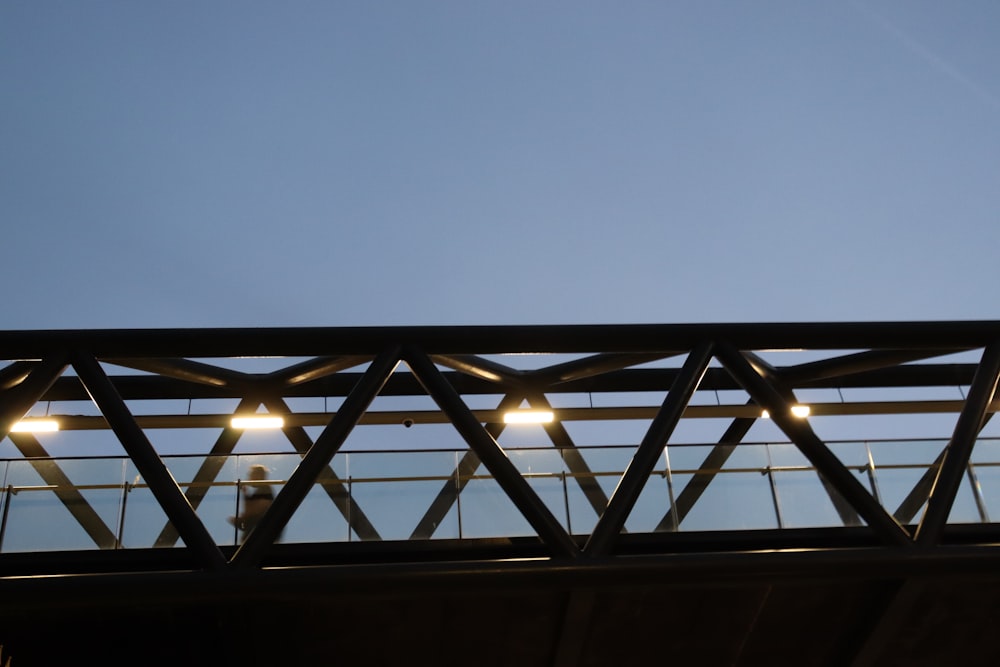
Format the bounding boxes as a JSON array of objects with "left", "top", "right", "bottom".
[
  {"left": 773, "top": 470, "right": 851, "bottom": 528},
  {"left": 346, "top": 451, "right": 460, "bottom": 541},
  {"left": 1, "top": 458, "right": 124, "bottom": 553},
  {"left": 672, "top": 445, "right": 778, "bottom": 531},
  {"left": 458, "top": 475, "right": 535, "bottom": 538},
  {"left": 256, "top": 453, "right": 338, "bottom": 542},
  {"left": 869, "top": 440, "right": 944, "bottom": 523}
]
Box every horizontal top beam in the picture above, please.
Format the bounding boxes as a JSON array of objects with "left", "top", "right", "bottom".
[{"left": 1, "top": 321, "right": 998, "bottom": 358}]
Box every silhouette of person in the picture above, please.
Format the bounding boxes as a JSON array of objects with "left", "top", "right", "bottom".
[{"left": 229, "top": 464, "right": 274, "bottom": 543}]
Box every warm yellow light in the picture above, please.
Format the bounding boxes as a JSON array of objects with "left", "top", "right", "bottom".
[
  {"left": 10, "top": 419, "right": 60, "bottom": 433},
  {"left": 761, "top": 405, "right": 810, "bottom": 419},
  {"left": 230, "top": 416, "right": 285, "bottom": 430},
  {"left": 503, "top": 410, "right": 555, "bottom": 425}
]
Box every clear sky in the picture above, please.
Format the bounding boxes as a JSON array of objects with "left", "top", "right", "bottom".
[{"left": 3, "top": 1, "right": 999, "bottom": 329}]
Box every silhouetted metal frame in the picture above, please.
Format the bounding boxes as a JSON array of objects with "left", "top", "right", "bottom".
[
  {"left": 7, "top": 432, "right": 118, "bottom": 549},
  {"left": 426, "top": 352, "right": 616, "bottom": 534},
  {"left": 404, "top": 345, "right": 581, "bottom": 559},
  {"left": 915, "top": 342, "right": 1000, "bottom": 545},
  {"left": 231, "top": 346, "right": 401, "bottom": 568},
  {"left": 585, "top": 342, "right": 714, "bottom": 556},
  {"left": 409, "top": 392, "right": 522, "bottom": 540},
  {"left": 71, "top": 351, "right": 227, "bottom": 570},
  {"left": 128, "top": 356, "right": 383, "bottom": 545},
  {"left": 714, "top": 341, "right": 913, "bottom": 547}
]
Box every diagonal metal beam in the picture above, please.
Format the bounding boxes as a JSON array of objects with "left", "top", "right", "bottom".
[
  {"left": 585, "top": 342, "right": 713, "bottom": 557},
  {"left": 0, "top": 355, "right": 69, "bottom": 443},
  {"left": 715, "top": 341, "right": 912, "bottom": 547},
  {"left": 404, "top": 345, "right": 580, "bottom": 559},
  {"left": 655, "top": 403, "right": 758, "bottom": 532},
  {"left": 7, "top": 432, "right": 118, "bottom": 549},
  {"left": 0, "top": 360, "right": 34, "bottom": 391},
  {"left": 262, "top": 396, "right": 380, "bottom": 541},
  {"left": 266, "top": 355, "right": 371, "bottom": 387},
  {"left": 430, "top": 354, "right": 523, "bottom": 384},
  {"left": 527, "top": 392, "right": 611, "bottom": 522},
  {"left": 779, "top": 349, "right": 968, "bottom": 385},
  {"left": 410, "top": 393, "right": 522, "bottom": 540},
  {"left": 111, "top": 357, "right": 243, "bottom": 387},
  {"left": 894, "top": 413, "right": 994, "bottom": 524},
  {"left": 534, "top": 352, "right": 675, "bottom": 385},
  {"left": 744, "top": 351, "right": 862, "bottom": 527},
  {"left": 915, "top": 342, "right": 1000, "bottom": 546},
  {"left": 71, "top": 351, "right": 227, "bottom": 570},
  {"left": 153, "top": 397, "right": 258, "bottom": 547},
  {"left": 231, "top": 346, "right": 401, "bottom": 568}
]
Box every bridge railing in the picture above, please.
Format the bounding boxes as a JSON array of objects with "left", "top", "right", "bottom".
[{"left": 2, "top": 437, "right": 999, "bottom": 554}]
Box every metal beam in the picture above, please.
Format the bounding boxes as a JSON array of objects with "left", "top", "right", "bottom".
[
  {"left": 715, "top": 342, "right": 912, "bottom": 547},
  {"left": 7, "top": 321, "right": 1000, "bottom": 359},
  {"left": 404, "top": 346, "right": 580, "bottom": 559},
  {"left": 916, "top": 343, "right": 1000, "bottom": 546},
  {"left": 111, "top": 357, "right": 246, "bottom": 387},
  {"left": 263, "top": 396, "right": 381, "bottom": 541},
  {"left": 528, "top": 392, "right": 610, "bottom": 522},
  {"left": 656, "top": 405, "right": 757, "bottom": 531},
  {"left": 7, "top": 432, "right": 118, "bottom": 549},
  {"left": 71, "top": 351, "right": 227, "bottom": 570},
  {"left": 231, "top": 346, "right": 401, "bottom": 568},
  {"left": 409, "top": 393, "right": 522, "bottom": 540},
  {"left": 153, "top": 397, "right": 257, "bottom": 547},
  {"left": 894, "top": 414, "right": 994, "bottom": 524},
  {"left": 266, "top": 355, "right": 371, "bottom": 386},
  {"left": 585, "top": 342, "right": 713, "bottom": 556},
  {"left": 0, "top": 355, "right": 68, "bottom": 442}
]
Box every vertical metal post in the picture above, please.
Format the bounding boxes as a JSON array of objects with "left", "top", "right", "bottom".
[
  {"left": 765, "top": 444, "right": 784, "bottom": 529},
  {"left": 116, "top": 479, "right": 131, "bottom": 550},
  {"left": 966, "top": 463, "right": 990, "bottom": 523},
  {"left": 347, "top": 476, "right": 353, "bottom": 542},
  {"left": 455, "top": 451, "right": 464, "bottom": 540},
  {"left": 865, "top": 442, "right": 883, "bottom": 506},
  {"left": 0, "top": 485, "right": 12, "bottom": 552},
  {"left": 561, "top": 470, "right": 572, "bottom": 535}
]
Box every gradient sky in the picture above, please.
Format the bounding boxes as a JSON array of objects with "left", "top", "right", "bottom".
[{"left": 3, "top": 1, "right": 999, "bottom": 329}]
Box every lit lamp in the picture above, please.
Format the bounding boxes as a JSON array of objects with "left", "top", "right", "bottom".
[
  {"left": 10, "top": 419, "right": 60, "bottom": 433},
  {"left": 502, "top": 410, "right": 555, "bottom": 425},
  {"left": 230, "top": 416, "right": 285, "bottom": 430},
  {"left": 761, "top": 405, "right": 811, "bottom": 419}
]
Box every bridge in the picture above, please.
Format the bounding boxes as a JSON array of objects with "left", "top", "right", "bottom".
[{"left": 2, "top": 322, "right": 1000, "bottom": 665}]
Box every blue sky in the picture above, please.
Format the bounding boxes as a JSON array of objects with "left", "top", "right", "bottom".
[{"left": 3, "top": 1, "right": 999, "bottom": 329}]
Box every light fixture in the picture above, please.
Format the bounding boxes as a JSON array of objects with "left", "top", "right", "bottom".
[
  {"left": 761, "top": 405, "right": 811, "bottom": 419},
  {"left": 503, "top": 410, "right": 554, "bottom": 424},
  {"left": 10, "top": 419, "right": 60, "bottom": 433},
  {"left": 230, "top": 416, "right": 285, "bottom": 430}
]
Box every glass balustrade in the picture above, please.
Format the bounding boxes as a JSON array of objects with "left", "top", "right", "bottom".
[{"left": 1, "top": 438, "right": 997, "bottom": 554}]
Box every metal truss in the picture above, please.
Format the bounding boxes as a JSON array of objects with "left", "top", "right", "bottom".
[{"left": 3, "top": 322, "right": 1000, "bottom": 664}]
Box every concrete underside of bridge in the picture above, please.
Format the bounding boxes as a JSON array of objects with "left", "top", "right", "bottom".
[{"left": 3, "top": 532, "right": 1000, "bottom": 666}]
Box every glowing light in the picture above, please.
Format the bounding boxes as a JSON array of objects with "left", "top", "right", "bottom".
[
  {"left": 503, "top": 410, "right": 555, "bottom": 425},
  {"left": 10, "top": 419, "right": 60, "bottom": 433},
  {"left": 761, "top": 405, "right": 811, "bottom": 419},
  {"left": 230, "top": 416, "right": 285, "bottom": 430}
]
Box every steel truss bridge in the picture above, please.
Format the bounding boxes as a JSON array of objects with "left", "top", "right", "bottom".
[{"left": 3, "top": 322, "right": 1000, "bottom": 665}]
